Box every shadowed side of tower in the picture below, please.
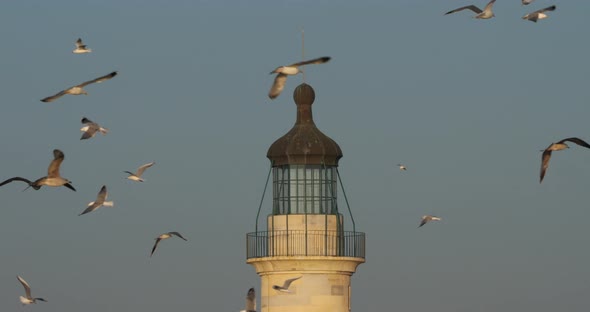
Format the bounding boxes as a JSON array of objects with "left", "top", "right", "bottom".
[{"left": 246, "top": 83, "right": 365, "bottom": 312}]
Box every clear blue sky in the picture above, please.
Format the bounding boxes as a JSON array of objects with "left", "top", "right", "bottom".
[{"left": 0, "top": 1, "right": 588, "bottom": 311}]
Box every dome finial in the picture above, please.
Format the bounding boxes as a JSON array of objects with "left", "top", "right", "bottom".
[{"left": 267, "top": 83, "right": 342, "bottom": 166}]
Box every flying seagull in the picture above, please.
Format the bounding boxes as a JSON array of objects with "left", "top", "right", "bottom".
[
  {"left": 522, "top": 0, "right": 535, "bottom": 5},
  {"left": 150, "top": 232, "right": 188, "bottom": 257},
  {"left": 17, "top": 275, "right": 47, "bottom": 305},
  {"left": 523, "top": 5, "right": 556, "bottom": 23},
  {"left": 41, "top": 71, "right": 117, "bottom": 102},
  {"left": 0, "top": 149, "right": 76, "bottom": 191},
  {"left": 419, "top": 215, "right": 442, "bottom": 228},
  {"left": 80, "top": 117, "right": 108, "bottom": 140},
  {"left": 397, "top": 164, "right": 407, "bottom": 171},
  {"left": 73, "top": 38, "right": 92, "bottom": 54},
  {"left": 444, "top": 0, "right": 496, "bottom": 19},
  {"left": 268, "top": 56, "right": 331, "bottom": 99},
  {"left": 272, "top": 276, "right": 302, "bottom": 293},
  {"left": 79, "top": 185, "right": 113, "bottom": 216},
  {"left": 540, "top": 137, "right": 590, "bottom": 183},
  {"left": 240, "top": 287, "right": 256, "bottom": 312},
  {"left": 125, "top": 162, "right": 155, "bottom": 182}
]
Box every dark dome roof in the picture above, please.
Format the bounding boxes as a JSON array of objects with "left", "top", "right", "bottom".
[{"left": 267, "top": 83, "right": 342, "bottom": 166}]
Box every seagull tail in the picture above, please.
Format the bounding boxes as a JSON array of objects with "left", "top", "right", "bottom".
[
  {"left": 100, "top": 127, "right": 109, "bottom": 135},
  {"left": 103, "top": 201, "right": 114, "bottom": 207}
]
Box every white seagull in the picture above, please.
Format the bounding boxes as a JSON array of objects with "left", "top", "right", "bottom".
[
  {"left": 73, "top": 38, "right": 92, "bottom": 54},
  {"left": 522, "top": 0, "right": 536, "bottom": 5},
  {"left": 268, "top": 56, "right": 331, "bottom": 99},
  {"left": 419, "top": 215, "right": 442, "bottom": 228},
  {"left": 150, "top": 232, "right": 188, "bottom": 257},
  {"left": 397, "top": 164, "right": 407, "bottom": 171},
  {"left": 272, "top": 276, "right": 302, "bottom": 293},
  {"left": 79, "top": 185, "right": 113, "bottom": 216},
  {"left": 523, "top": 5, "right": 556, "bottom": 23},
  {"left": 80, "top": 117, "right": 108, "bottom": 140},
  {"left": 17, "top": 275, "right": 47, "bottom": 305},
  {"left": 445, "top": 0, "right": 496, "bottom": 19},
  {"left": 240, "top": 287, "right": 256, "bottom": 312},
  {"left": 540, "top": 137, "right": 590, "bottom": 183},
  {"left": 0, "top": 149, "right": 75, "bottom": 191},
  {"left": 41, "top": 71, "right": 117, "bottom": 102},
  {"left": 125, "top": 162, "right": 155, "bottom": 182}
]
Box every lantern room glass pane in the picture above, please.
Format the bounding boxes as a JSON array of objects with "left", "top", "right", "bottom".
[{"left": 272, "top": 165, "right": 337, "bottom": 215}]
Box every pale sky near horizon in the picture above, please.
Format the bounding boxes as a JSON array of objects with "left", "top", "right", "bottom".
[{"left": 1, "top": 1, "right": 589, "bottom": 311}]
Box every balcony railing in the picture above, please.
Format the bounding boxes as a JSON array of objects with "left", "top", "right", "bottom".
[{"left": 246, "top": 230, "right": 365, "bottom": 259}]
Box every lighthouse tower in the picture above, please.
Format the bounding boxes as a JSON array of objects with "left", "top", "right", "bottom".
[{"left": 246, "top": 83, "right": 365, "bottom": 312}]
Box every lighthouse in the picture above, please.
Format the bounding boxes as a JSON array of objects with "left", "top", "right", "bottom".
[{"left": 246, "top": 83, "right": 365, "bottom": 312}]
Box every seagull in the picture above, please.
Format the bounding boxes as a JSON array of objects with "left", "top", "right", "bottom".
[
  {"left": 419, "top": 215, "right": 442, "bottom": 228},
  {"left": 80, "top": 117, "right": 108, "bottom": 140},
  {"left": 0, "top": 149, "right": 76, "bottom": 191},
  {"left": 268, "top": 56, "right": 331, "bottom": 99},
  {"left": 240, "top": 287, "right": 256, "bottom": 312},
  {"left": 522, "top": 0, "right": 535, "bottom": 5},
  {"left": 540, "top": 137, "right": 590, "bottom": 183},
  {"left": 125, "top": 162, "right": 155, "bottom": 182},
  {"left": 150, "top": 232, "right": 188, "bottom": 257},
  {"left": 444, "top": 0, "right": 496, "bottom": 19},
  {"left": 17, "top": 275, "right": 47, "bottom": 305},
  {"left": 523, "top": 5, "right": 556, "bottom": 23},
  {"left": 73, "top": 38, "right": 92, "bottom": 54},
  {"left": 79, "top": 185, "right": 113, "bottom": 216},
  {"left": 41, "top": 71, "right": 117, "bottom": 102},
  {"left": 272, "top": 276, "right": 302, "bottom": 293},
  {"left": 397, "top": 164, "right": 407, "bottom": 171}
]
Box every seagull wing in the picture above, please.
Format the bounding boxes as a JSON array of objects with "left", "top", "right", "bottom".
[
  {"left": 47, "top": 149, "right": 65, "bottom": 178},
  {"left": 282, "top": 276, "right": 302, "bottom": 288},
  {"left": 151, "top": 238, "right": 163, "bottom": 257},
  {"left": 64, "top": 183, "right": 76, "bottom": 192},
  {"left": 96, "top": 185, "right": 108, "bottom": 204},
  {"left": 560, "top": 137, "right": 590, "bottom": 149},
  {"left": 445, "top": 5, "right": 482, "bottom": 15},
  {"left": 269, "top": 73, "right": 288, "bottom": 99},
  {"left": 76, "top": 71, "right": 118, "bottom": 88},
  {"left": 75, "top": 38, "right": 85, "bottom": 48},
  {"left": 483, "top": 0, "right": 497, "bottom": 12},
  {"left": 245, "top": 288, "right": 256, "bottom": 312},
  {"left": 79, "top": 204, "right": 99, "bottom": 216},
  {"left": 418, "top": 216, "right": 429, "bottom": 227},
  {"left": 17, "top": 276, "right": 32, "bottom": 299},
  {"left": 81, "top": 117, "right": 94, "bottom": 124},
  {"left": 540, "top": 149, "right": 552, "bottom": 183},
  {"left": 169, "top": 231, "right": 188, "bottom": 241},
  {"left": 288, "top": 56, "right": 331, "bottom": 67},
  {"left": 136, "top": 162, "right": 155, "bottom": 176},
  {"left": 0, "top": 177, "right": 34, "bottom": 188},
  {"left": 41, "top": 90, "right": 67, "bottom": 102},
  {"left": 533, "top": 5, "right": 556, "bottom": 14}
]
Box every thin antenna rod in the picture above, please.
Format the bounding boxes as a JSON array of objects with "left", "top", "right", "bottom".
[{"left": 301, "top": 27, "right": 305, "bottom": 83}]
